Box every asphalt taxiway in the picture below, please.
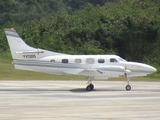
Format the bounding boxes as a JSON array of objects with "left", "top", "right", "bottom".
[{"left": 0, "top": 80, "right": 160, "bottom": 120}]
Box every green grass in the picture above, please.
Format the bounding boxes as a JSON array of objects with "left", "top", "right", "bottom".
[{"left": 0, "top": 53, "right": 159, "bottom": 81}]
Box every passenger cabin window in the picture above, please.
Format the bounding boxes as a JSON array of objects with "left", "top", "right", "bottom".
[
  {"left": 50, "top": 59, "right": 55, "bottom": 62},
  {"left": 62, "top": 59, "right": 68, "bottom": 63},
  {"left": 98, "top": 59, "right": 105, "bottom": 63},
  {"left": 75, "top": 59, "right": 82, "bottom": 63},
  {"left": 86, "top": 58, "right": 94, "bottom": 64},
  {"left": 110, "top": 58, "right": 117, "bottom": 62}
]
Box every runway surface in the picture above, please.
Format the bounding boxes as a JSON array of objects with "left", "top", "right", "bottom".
[{"left": 0, "top": 80, "right": 160, "bottom": 120}]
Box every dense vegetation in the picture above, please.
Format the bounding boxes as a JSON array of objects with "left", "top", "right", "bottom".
[{"left": 0, "top": 0, "right": 160, "bottom": 66}]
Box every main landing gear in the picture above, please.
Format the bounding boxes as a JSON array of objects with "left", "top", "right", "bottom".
[
  {"left": 86, "top": 76, "right": 94, "bottom": 91},
  {"left": 85, "top": 74, "right": 132, "bottom": 91},
  {"left": 125, "top": 73, "right": 131, "bottom": 91}
]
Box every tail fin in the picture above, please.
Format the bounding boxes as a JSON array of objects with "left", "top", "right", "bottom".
[{"left": 5, "top": 28, "right": 66, "bottom": 60}]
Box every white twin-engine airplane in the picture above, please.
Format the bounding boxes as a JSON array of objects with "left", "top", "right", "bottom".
[{"left": 5, "top": 28, "right": 157, "bottom": 91}]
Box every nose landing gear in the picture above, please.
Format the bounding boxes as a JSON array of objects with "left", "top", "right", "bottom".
[
  {"left": 125, "top": 73, "right": 131, "bottom": 91},
  {"left": 126, "top": 84, "right": 131, "bottom": 91}
]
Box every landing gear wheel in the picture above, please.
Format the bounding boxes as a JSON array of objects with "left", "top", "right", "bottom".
[
  {"left": 126, "top": 85, "right": 131, "bottom": 91},
  {"left": 86, "top": 84, "right": 94, "bottom": 91},
  {"left": 90, "top": 84, "right": 94, "bottom": 90},
  {"left": 86, "top": 85, "right": 92, "bottom": 91}
]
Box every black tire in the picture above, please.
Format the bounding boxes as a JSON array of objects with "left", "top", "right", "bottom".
[
  {"left": 126, "top": 85, "right": 131, "bottom": 91},
  {"left": 90, "top": 84, "right": 94, "bottom": 90},
  {"left": 86, "top": 85, "right": 92, "bottom": 91}
]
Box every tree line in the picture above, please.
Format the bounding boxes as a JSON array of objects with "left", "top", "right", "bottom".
[{"left": 0, "top": 0, "right": 160, "bottom": 64}]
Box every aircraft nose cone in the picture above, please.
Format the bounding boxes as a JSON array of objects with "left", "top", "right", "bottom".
[
  {"left": 138, "top": 63, "right": 157, "bottom": 74},
  {"left": 145, "top": 65, "right": 157, "bottom": 73},
  {"left": 150, "top": 66, "right": 157, "bottom": 72}
]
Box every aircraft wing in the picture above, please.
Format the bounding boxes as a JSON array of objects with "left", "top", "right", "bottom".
[
  {"left": 63, "top": 68, "right": 105, "bottom": 77},
  {"left": 63, "top": 69, "right": 85, "bottom": 75},
  {"left": 97, "top": 66, "right": 125, "bottom": 72},
  {"left": 63, "top": 66, "right": 125, "bottom": 77}
]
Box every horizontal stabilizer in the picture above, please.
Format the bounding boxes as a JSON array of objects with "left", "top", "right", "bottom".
[{"left": 16, "top": 50, "right": 44, "bottom": 54}]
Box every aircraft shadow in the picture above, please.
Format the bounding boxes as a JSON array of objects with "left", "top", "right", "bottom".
[
  {"left": 0, "top": 88, "right": 67, "bottom": 92},
  {"left": 0, "top": 88, "right": 125, "bottom": 93},
  {"left": 0, "top": 88, "right": 160, "bottom": 93},
  {"left": 69, "top": 88, "right": 126, "bottom": 93}
]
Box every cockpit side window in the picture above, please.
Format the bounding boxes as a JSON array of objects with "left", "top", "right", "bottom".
[
  {"left": 98, "top": 58, "right": 105, "bottom": 63},
  {"left": 110, "top": 58, "right": 117, "bottom": 63}
]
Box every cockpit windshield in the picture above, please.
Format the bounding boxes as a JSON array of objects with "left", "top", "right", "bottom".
[
  {"left": 117, "top": 57, "right": 127, "bottom": 62},
  {"left": 110, "top": 57, "right": 127, "bottom": 63}
]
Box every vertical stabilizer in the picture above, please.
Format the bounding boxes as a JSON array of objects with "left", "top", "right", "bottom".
[{"left": 5, "top": 28, "right": 67, "bottom": 60}]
